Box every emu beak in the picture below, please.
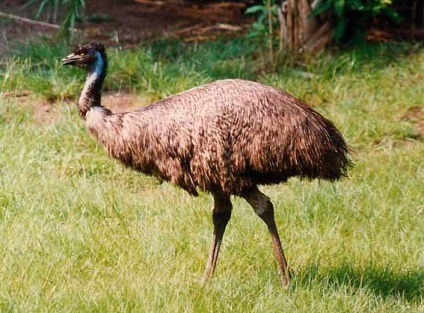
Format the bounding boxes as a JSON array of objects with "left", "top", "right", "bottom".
[{"left": 61, "top": 53, "right": 82, "bottom": 66}]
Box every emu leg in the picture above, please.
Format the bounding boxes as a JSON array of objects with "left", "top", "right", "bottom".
[
  {"left": 242, "top": 186, "right": 291, "bottom": 287},
  {"left": 203, "top": 193, "right": 232, "bottom": 281}
]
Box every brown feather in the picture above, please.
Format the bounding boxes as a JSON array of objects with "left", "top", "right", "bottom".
[{"left": 84, "top": 79, "right": 350, "bottom": 196}]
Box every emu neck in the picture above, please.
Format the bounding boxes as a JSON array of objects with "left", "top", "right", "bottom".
[{"left": 78, "top": 52, "right": 107, "bottom": 119}]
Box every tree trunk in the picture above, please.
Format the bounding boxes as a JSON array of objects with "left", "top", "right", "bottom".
[{"left": 278, "top": 0, "right": 332, "bottom": 53}]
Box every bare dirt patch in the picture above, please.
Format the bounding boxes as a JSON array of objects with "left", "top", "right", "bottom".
[
  {"left": 0, "top": 0, "right": 251, "bottom": 56},
  {"left": 1, "top": 92, "right": 149, "bottom": 125},
  {"left": 33, "top": 101, "right": 60, "bottom": 125},
  {"left": 102, "top": 92, "right": 150, "bottom": 112},
  {"left": 403, "top": 105, "right": 424, "bottom": 139},
  {"left": 0, "top": 92, "right": 61, "bottom": 125}
]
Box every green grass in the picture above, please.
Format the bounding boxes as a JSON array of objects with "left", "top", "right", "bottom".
[{"left": 0, "top": 39, "right": 423, "bottom": 312}]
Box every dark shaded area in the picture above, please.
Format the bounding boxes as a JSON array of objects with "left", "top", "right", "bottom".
[
  {"left": 298, "top": 263, "right": 423, "bottom": 303},
  {"left": 393, "top": 0, "right": 424, "bottom": 28}
]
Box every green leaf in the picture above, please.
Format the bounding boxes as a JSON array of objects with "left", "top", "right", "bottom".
[
  {"left": 334, "top": 0, "right": 345, "bottom": 17},
  {"left": 334, "top": 19, "right": 347, "bottom": 42},
  {"left": 245, "top": 5, "right": 266, "bottom": 15},
  {"left": 312, "top": 1, "right": 332, "bottom": 16}
]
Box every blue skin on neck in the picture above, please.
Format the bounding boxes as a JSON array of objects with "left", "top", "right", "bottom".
[
  {"left": 89, "top": 51, "right": 105, "bottom": 78},
  {"left": 78, "top": 51, "right": 107, "bottom": 118}
]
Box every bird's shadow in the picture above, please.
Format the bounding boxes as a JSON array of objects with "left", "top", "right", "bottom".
[{"left": 295, "top": 263, "right": 423, "bottom": 303}]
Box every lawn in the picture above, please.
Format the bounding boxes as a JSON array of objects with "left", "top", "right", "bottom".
[{"left": 0, "top": 39, "right": 423, "bottom": 312}]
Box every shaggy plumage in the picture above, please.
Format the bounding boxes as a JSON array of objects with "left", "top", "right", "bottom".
[{"left": 62, "top": 43, "right": 350, "bottom": 286}]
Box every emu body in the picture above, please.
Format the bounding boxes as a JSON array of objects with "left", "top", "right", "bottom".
[{"left": 62, "top": 43, "right": 350, "bottom": 286}]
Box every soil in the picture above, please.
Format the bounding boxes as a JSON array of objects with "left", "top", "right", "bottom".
[
  {"left": 403, "top": 105, "right": 424, "bottom": 139},
  {"left": 0, "top": 0, "right": 252, "bottom": 56}
]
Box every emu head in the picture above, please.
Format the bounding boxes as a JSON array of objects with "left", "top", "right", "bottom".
[{"left": 62, "top": 43, "right": 107, "bottom": 72}]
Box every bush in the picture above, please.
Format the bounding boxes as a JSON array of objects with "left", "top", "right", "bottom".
[{"left": 313, "top": 0, "right": 400, "bottom": 43}]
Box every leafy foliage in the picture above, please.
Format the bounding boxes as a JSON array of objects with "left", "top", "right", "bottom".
[
  {"left": 25, "top": 0, "right": 85, "bottom": 38},
  {"left": 245, "top": 0, "right": 280, "bottom": 65},
  {"left": 245, "top": 0, "right": 278, "bottom": 39},
  {"left": 246, "top": 0, "right": 401, "bottom": 48},
  {"left": 313, "top": 0, "right": 400, "bottom": 43}
]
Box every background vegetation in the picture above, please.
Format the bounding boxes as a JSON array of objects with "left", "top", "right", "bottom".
[
  {"left": 23, "top": 0, "right": 415, "bottom": 46},
  {"left": 0, "top": 36, "right": 423, "bottom": 312}
]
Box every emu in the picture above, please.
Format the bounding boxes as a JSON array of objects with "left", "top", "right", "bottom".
[{"left": 62, "top": 43, "right": 349, "bottom": 286}]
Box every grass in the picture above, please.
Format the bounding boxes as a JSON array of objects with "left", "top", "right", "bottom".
[{"left": 0, "top": 38, "right": 423, "bottom": 312}]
